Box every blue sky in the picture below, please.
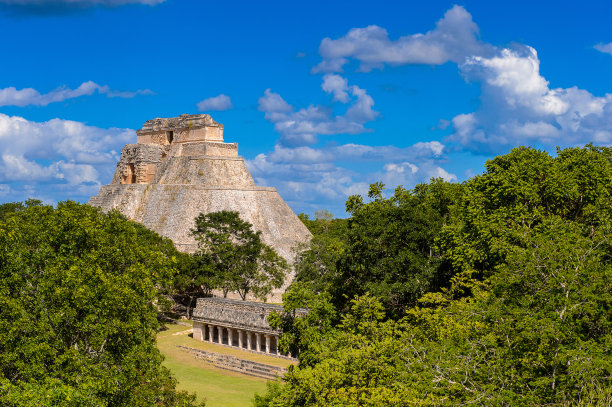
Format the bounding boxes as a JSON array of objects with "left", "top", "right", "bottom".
[{"left": 1, "top": 0, "right": 612, "bottom": 216}]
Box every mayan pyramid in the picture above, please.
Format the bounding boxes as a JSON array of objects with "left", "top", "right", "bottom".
[{"left": 90, "top": 114, "right": 311, "bottom": 298}]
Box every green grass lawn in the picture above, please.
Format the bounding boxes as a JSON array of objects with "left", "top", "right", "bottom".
[{"left": 157, "top": 322, "right": 277, "bottom": 407}]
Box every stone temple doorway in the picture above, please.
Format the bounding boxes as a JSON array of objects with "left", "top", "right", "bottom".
[{"left": 120, "top": 163, "right": 137, "bottom": 184}]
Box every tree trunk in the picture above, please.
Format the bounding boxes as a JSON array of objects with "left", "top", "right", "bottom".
[{"left": 187, "top": 295, "right": 195, "bottom": 319}]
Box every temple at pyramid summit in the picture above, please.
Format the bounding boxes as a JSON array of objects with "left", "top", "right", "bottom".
[{"left": 89, "top": 114, "right": 311, "bottom": 298}]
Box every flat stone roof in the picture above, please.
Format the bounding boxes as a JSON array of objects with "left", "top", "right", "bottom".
[
  {"left": 137, "top": 114, "right": 222, "bottom": 134},
  {"left": 192, "top": 297, "right": 306, "bottom": 334}
]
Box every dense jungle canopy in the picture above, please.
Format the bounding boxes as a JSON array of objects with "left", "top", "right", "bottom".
[
  {"left": 259, "top": 145, "right": 612, "bottom": 406},
  {"left": 0, "top": 145, "right": 610, "bottom": 406},
  {"left": 0, "top": 201, "right": 204, "bottom": 406}
]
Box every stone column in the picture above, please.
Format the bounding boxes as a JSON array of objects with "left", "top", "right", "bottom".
[
  {"left": 217, "top": 325, "right": 223, "bottom": 344},
  {"left": 207, "top": 325, "right": 213, "bottom": 342},
  {"left": 192, "top": 321, "right": 203, "bottom": 341},
  {"left": 227, "top": 327, "right": 233, "bottom": 346},
  {"left": 255, "top": 333, "right": 261, "bottom": 352},
  {"left": 247, "top": 332, "right": 252, "bottom": 350},
  {"left": 265, "top": 335, "right": 271, "bottom": 354},
  {"left": 238, "top": 330, "right": 243, "bottom": 349}
]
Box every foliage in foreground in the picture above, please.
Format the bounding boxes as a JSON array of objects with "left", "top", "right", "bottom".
[
  {"left": 260, "top": 145, "right": 612, "bottom": 406},
  {"left": 294, "top": 179, "right": 461, "bottom": 319},
  {"left": 261, "top": 227, "right": 611, "bottom": 405},
  {"left": 0, "top": 202, "right": 204, "bottom": 406}
]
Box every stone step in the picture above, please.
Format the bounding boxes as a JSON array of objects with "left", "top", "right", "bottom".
[
  {"left": 214, "top": 364, "right": 279, "bottom": 380},
  {"left": 178, "top": 345, "right": 290, "bottom": 380}
]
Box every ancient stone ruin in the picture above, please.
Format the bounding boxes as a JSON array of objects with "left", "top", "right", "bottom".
[
  {"left": 90, "top": 114, "right": 311, "bottom": 300},
  {"left": 192, "top": 297, "right": 306, "bottom": 358}
]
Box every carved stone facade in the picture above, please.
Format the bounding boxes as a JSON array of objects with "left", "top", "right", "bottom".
[
  {"left": 136, "top": 114, "right": 224, "bottom": 145},
  {"left": 192, "top": 297, "right": 306, "bottom": 358},
  {"left": 113, "top": 144, "right": 165, "bottom": 185},
  {"left": 89, "top": 114, "right": 312, "bottom": 301}
]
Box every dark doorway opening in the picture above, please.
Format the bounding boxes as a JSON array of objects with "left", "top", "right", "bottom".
[
  {"left": 128, "top": 163, "right": 136, "bottom": 184},
  {"left": 166, "top": 131, "right": 174, "bottom": 144},
  {"left": 121, "top": 163, "right": 137, "bottom": 184}
]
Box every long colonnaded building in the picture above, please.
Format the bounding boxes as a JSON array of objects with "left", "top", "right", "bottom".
[{"left": 192, "top": 297, "right": 306, "bottom": 358}]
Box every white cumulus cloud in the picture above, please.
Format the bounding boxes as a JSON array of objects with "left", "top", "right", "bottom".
[
  {"left": 380, "top": 161, "right": 456, "bottom": 187},
  {"left": 322, "top": 74, "right": 350, "bottom": 102},
  {"left": 258, "top": 75, "right": 379, "bottom": 147},
  {"left": 313, "top": 5, "right": 491, "bottom": 73},
  {"left": 254, "top": 4, "right": 612, "bottom": 213},
  {"left": 594, "top": 42, "right": 612, "bottom": 56},
  {"left": 412, "top": 141, "right": 445, "bottom": 156},
  {"left": 0, "top": 113, "right": 134, "bottom": 202},
  {"left": 448, "top": 45, "right": 612, "bottom": 152},
  {"left": 0, "top": 81, "right": 152, "bottom": 107},
  {"left": 461, "top": 47, "right": 569, "bottom": 115},
  {"left": 313, "top": 5, "right": 612, "bottom": 153},
  {"left": 196, "top": 94, "right": 234, "bottom": 111},
  {"left": 246, "top": 140, "right": 453, "bottom": 215}
]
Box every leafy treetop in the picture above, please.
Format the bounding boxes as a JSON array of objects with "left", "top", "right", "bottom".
[
  {"left": 0, "top": 201, "right": 203, "bottom": 406},
  {"left": 191, "top": 210, "right": 287, "bottom": 301}
]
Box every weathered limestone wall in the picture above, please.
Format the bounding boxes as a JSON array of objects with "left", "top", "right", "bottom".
[
  {"left": 192, "top": 297, "right": 285, "bottom": 333},
  {"left": 136, "top": 113, "right": 224, "bottom": 144},
  {"left": 156, "top": 157, "right": 254, "bottom": 187},
  {"left": 90, "top": 114, "right": 311, "bottom": 302},
  {"left": 179, "top": 142, "right": 239, "bottom": 157},
  {"left": 90, "top": 183, "right": 303, "bottom": 261},
  {"left": 111, "top": 143, "right": 166, "bottom": 185},
  {"left": 136, "top": 131, "right": 173, "bottom": 145}
]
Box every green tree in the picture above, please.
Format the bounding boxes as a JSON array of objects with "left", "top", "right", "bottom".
[
  {"left": 314, "top": 209, "right": 333, "bottom": 221},
  {"left": 337, "top": 180, "right": 460, "bottom": 317},
  {"left": 483, "top": 220, "right": 612, "bottom": 402},
  {"left": 401, "top": 218, "right": 612, "bottom": 405},
  {"left": 293, "top": 211, "right": 348, "bottom": 295},
  {"left": 277, "top": 181, "right": 460, "bottom": 361},
  {"left": 258, "top": 223, "right": 611, "bottom": 406},
  {"left": 268, "top": 282, "right": 337, "bottom": 366},
  {"left": 297, "top": 211, "right": 348, "bottom": 239},
  {"left": 0, "top": 201, "right": 203, "bottom": 406},
  {"left": 258, "top": 145, "right": 612, "bottom": 406},
  {"left": 294, "top": 180, "right": 461, "bottom": 319},
  {"left": 172, "top": 251, "right": 217, "bottom": 318},
  {"left": 192, "top": 211, "right": 287, "bottom": 301},
  {"left": 258, "top": 295, "right": 419, "bottom": 407},
  {"left": 0, "top": 199, "right": 42, "bottom": 221}
]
